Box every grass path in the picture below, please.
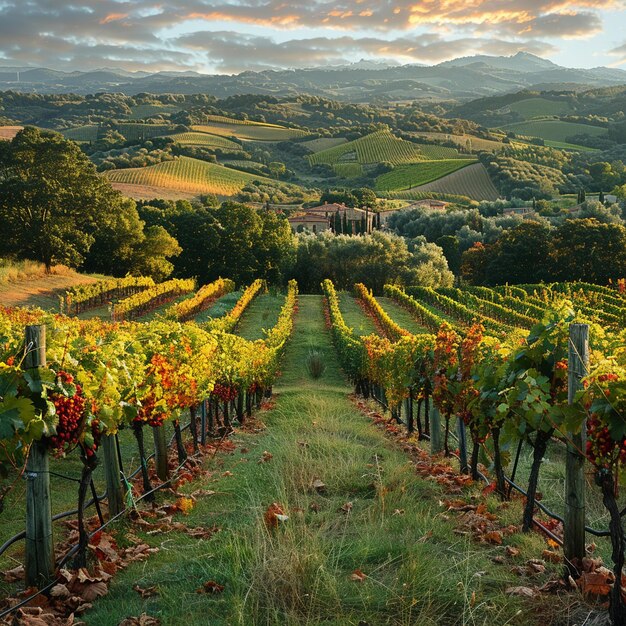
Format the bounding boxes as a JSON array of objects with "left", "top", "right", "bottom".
[
  {"left": 83, "top": 295, "right": 547, "bottom": 625},
  {"left": 376, "top": 296, "right": 431, "bottom": 335},
  {"left": 236, "top": 291, "right": 285, "bottom": 340}
]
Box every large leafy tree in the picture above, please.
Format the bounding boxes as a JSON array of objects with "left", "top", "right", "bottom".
[
  {"left": 552, "top": 218, "right": 626, "bottom": 283},
  {"left": 0, "top": 127, "right": 128, "bottom": 270}
]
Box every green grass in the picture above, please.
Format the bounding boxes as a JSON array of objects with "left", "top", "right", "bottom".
[
  {"left": 507, "top": 98, "right": 571, "bottom": 119},
  {"left": 236, "top": 292, "right": 285, "bottom": 341},
  {"left": 194, "top": 291, "right": 243, "bottom": 324},
  {"left": 376, "top": 297, "right": 430, "bottom": 335},
  {"left": 338, "top": 292, "right": 378, "bottom": 336},
  {"left": 414, "top": 144, "right": 463, "bottom": 159},
  {"left": 105, "top": 156, "right": 272, "bottom": 197},
  {"left": 498, "top": 119, "right": 607, "bottom": 143},
  {"left": 375, "top": 159, "right": 476, "bottom": 192},
  {"left": 333, "top": 163, "right": 363, "bottom": 178},
  {"left": 542, "top": 139, "right": 599, "bottom": 152},
  {"left": 309, "top": 129, "right": 425, "bottom": 167},
  {"left": 61, "top": 125, "right": 99, "bottom": 142},
  {"left": 81, "top": 295, "right": 557, "bottom": 626}
]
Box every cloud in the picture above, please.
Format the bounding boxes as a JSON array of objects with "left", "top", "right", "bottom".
[
  {"left": 175, "top": 31, "right": 557, "bottom": 73},
  {"left": 608, "top": 41, "right": 626, "bottom": 64},
  {"left": 0, "top": 0, "right": 620, "bottom": 72}
]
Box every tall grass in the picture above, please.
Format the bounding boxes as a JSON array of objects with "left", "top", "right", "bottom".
[{"left": 0, "top": 259, "right": 72, "bottom": 287}]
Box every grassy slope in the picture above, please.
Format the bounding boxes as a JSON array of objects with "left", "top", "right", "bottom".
[
  {"left": 82, "top": 295, "right": 551, "bottom": 626},
  {"left": 338, "top": 292, "right": 377, "bottom": 336},
  {"left": 376, "top": 296, "right": 430, "bottom": 335},
  {"left": 0, "top": 267, "right": 104, "bottom": 310},
  {"left": 236, "top": 292, "right": 285, "bottom": 341},
  {"left": 498, "top": 119, "right": 607, "bottom": 142}
]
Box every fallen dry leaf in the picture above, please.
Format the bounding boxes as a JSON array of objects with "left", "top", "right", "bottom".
[
  {"left": 3, "top": 564, "right": 25, "bottom": 582},
  {"left": 506, "top": 586, "right": 537, "bottom": 598},
  {"left": 258, "top": 451, "right": 273, "bottom": 463},
  {"left": 311, "top": 479, "right": 326, "bottom": 493},
  {"left": 196, "top": 580, "right": 225, "bottom": 594},
  {"left": 505, "top": 546, "right": 520, "bottom": 558},
  {"left": 481, "top": 531, "right": 503, "bottom": 545},
  {"left": 350, "top": 569, "right": 367, "bottom": 582},
  {"left": 133, "top": 585, "right": 159, "bottom": 598},
  {"left": 340, "top": 502, "right": 353, "bottom": 514},
  {"left": 263, "top": 503, "right": 289, "bottom": 528},
  {"left": 118, "top": 614, "right": 161, "bottom": 626}
]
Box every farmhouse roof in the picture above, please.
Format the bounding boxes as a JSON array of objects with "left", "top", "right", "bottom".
[
  {"left": 306, "top": 203, "right": 368, "bottom": 215},
  {"left": 287, "top": 214, "right": 329, "bottom": 223}
]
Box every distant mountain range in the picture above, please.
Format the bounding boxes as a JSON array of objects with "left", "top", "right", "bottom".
[{"left": 1, "top": 52, "right": 625, "bottom": 101}]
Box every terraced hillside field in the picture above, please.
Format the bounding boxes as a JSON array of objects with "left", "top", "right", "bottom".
[
  {"left": 498, "top": 119, "right": 607, "bottom": 143},
  {"left": 375, "top": 159, "right": 476, "bottom": 192},
  {"left": 390, "top": 162, "right": 500, "bottom": 202},
  {"left": 507, "top": 98, "right": 572, "bottom": 119},
  {"left": 191, "top": 122, "right": 308, "bottom": 141},
  {"left": 308, "top": 129, "right": 425, "bottom": 166},
  {"left": 62, "top": 123, "right": 174, "bottom": 143},
  {"left": 413, "top": 132, "right": 505, "bottom": 152},
  {"left": 302, "top": 137, "right": 348, "bottom": 152},
  {"left": 61, "top": 125, "right": 99, "bottom": 142},
  {"left": 128, "top": 104, "right": 182, "bottom": 119},
  {"left": 105, "top": 156, "right": 271, "bottom": 198},
  {"left": 168, "top": 131, "right": 243, "bottom": 151}
]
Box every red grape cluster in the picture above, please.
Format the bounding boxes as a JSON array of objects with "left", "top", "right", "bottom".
[
  {"left": 83, "top": 418, "right": 102, "bottom": 459},
  {"left": 49, "top": 371, "right": 86, "bottom": 454},
  {"left": 586, "top": 415, "right": 626, "bottom": 469},
  {"left": 134, "top": 395, "right": 165, "bottom": 428}
]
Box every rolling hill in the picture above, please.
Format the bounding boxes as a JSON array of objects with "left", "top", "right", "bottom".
[
  {"left": 375, "top": 159, "right": 477, "bottom": 192},
  {"left": 105, "top": 156, "right": 272, "bottom": 198}
]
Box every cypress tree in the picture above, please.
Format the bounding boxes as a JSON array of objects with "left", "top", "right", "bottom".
[
  {"left": 599, "top": 190, "right": 605, "bottom": 204},
  {"left": 581, "top": 189, "right": 586, "bottom": 203},
  {"left": 342, "top": 211, "right": 348, "bottom": 234}
]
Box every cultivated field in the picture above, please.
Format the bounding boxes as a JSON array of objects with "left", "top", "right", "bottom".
[
  {"left": 309, "top": 129, "right": 425, "bottom": 166},
  {"left": 498, "top": 119, "right": 607, "bottom": 143},
  {"left": 168, "top": 131, "right": 243, "bottom": 151},
  {"left": 105, "top": 156, "right": 271, "bottom": 197},
  {"left": 375, "top": 159, "right": 476, "bottom": 192},
  {"left": 411, "top": 132, "right": 505, "bottom": 152},
  {"left": 61, "top": 125, "right": 99, "bottom": 142},
  {"left": 302, "top": 136, "right": 348, "bottom": 152},
  {"left": 191, "top": 121, "right": 309, "bottom": 141},
  {"left": 127, "top": 104, "right": 182, "bottom": 119},
  {"left": 507, "top": 97, "right": 572, "bottom": 119},
  {"left": 390, "top": 162, "right": 500, "bottom": 201}
]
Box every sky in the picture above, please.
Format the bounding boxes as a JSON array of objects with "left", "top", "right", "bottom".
[{"left": 0, "top": 0, "right": 625, "bottom": 74}]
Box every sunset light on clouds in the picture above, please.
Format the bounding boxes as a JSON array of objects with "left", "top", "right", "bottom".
[{"left": 0, "top": 0, "right": 625, "bottom": 73}]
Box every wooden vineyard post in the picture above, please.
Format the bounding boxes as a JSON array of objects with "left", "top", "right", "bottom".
[
  {"left": 102, "top": 434, "right": 124, "bottom": 518},
  {"left": 152, "top": 425, "right": 169, "bottom": 481},
  {"left": 24, "top": 325, "right": 55, "bottom": 588},
  {"left": 456, "top": 417, "right": 469, "bottom": 474},
  {"left": 200, "top": 400, "right": 207, "bottom": 446},
  {"left": 564, "top": 323, "right": 589, "bottom": 575},
  {"left": 430, "top": 406, "right": 443, "bottom": 454}
]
